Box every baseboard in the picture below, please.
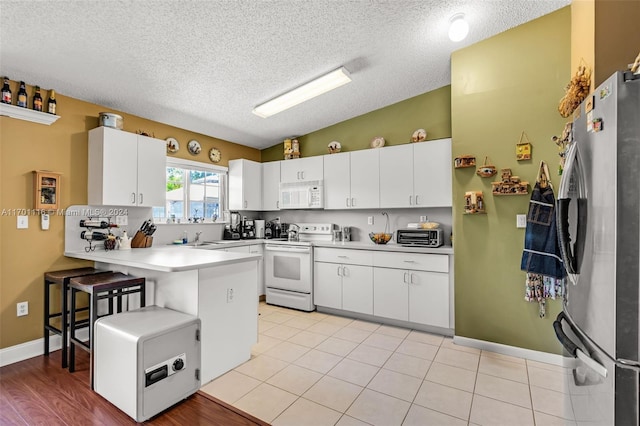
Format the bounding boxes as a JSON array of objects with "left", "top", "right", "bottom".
[
  {"left": 0, "top": 329, "right": 89, "bottom": 368},
  {"left": 453, "top": 335, "right": 564, "bottom": 366}
]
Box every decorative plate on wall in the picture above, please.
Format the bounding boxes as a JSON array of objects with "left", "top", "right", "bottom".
[
  {"left": 187, "top": 140, "right": 201, "bottom": 155},
  {"left": 370, "top": 136, "right": 385, "bottom": 148},
  {"left": 166, "top": 137, "right": 179, "bottom": 154},
  {"left": 209, "top": 147, "right": 222, "bottom": 163}
]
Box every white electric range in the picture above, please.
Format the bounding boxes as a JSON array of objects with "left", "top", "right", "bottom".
[{"left": 264, "top": 223, "right": 334, "bottom": 311}]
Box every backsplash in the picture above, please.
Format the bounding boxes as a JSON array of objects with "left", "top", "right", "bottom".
[{"left": 64, "top": 205, "right": 452, "bottom": 251}]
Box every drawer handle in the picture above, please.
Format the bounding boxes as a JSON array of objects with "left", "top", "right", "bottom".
[
  {"left": 403, "top": 260, "right": 416, "bottom": 263},
  {"left": 338, "top": 255, "right": 348, "bottom": 258}
]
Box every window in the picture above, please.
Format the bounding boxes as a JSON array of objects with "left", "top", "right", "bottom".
[{"left": 153, "top": 158, "right": 228, "bottom": 222}]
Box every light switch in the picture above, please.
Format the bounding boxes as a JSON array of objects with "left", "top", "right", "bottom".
[
  {"left": 17, "top": 215, "right": 28, "bottom": 229},
  {"left": 516, "top": 214, "right": 527, "bottom": 228}
]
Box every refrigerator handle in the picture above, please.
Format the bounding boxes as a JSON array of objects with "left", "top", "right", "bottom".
[
  {"left": 553, "top": 312, "right": 608, "bottom": 379},
  {"left": 557, "top": 141, "right": 588, "bottom": 276}
]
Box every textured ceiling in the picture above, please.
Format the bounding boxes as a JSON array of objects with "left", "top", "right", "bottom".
[{"left": 0, "top": 0, "right": 570, "bottom": 149}]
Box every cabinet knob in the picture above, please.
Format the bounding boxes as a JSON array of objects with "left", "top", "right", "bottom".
[
  {"left": 415, "top": 195, "right": 420, "bottom": 205},
  {"left": 404, "top": 271, "right": 409, "bottom": 283},
  {"left": 139, "top": 193, "right": 143, "bottom": 204},
  {"left": 409, "top": 195, "right": 413, "bottom": 205},
  {"left": 131, "top": 192, "right": 136, "bottom": 204}
]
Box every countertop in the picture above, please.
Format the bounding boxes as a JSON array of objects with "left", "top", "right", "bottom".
[
  {"left": 181, "top": 239, "right": 454, "bottom": 255},
  {"left": 64, "top": 246, "right": 262, "bottom": 272}
]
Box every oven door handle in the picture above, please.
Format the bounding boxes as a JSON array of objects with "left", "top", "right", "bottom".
[{"left": 265, "top": 245, "right": 311, "bottom": 253}]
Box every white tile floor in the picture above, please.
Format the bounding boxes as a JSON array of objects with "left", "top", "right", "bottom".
[{"left": 200, "top": 303, "right": 576, "bottom": 425}]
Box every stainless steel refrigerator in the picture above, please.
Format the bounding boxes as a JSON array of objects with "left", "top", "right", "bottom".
[{"left": 554, "top": 70, "right": 640, "bottom": 425}]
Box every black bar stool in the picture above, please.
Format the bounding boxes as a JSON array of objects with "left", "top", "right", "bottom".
[
  {"left": 44, "top": 267, "right": 111, "bottom": 368},
  {"left": 68, "top": 272, "right": 146, "bottom": 389}
]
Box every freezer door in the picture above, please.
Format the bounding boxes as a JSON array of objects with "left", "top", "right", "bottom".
[
  {"left": 558, "top": 72, "right": 640, "bottom": 361},
  {"left": 555, "top": 311, "right": 639, "bottom": 425}
]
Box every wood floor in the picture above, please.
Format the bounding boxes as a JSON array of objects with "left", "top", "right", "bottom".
[{"left": 0, "top": 349, "right": 269, "bottom": 425}]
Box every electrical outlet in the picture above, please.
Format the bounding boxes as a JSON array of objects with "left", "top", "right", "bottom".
[
  {"left": 516, "top": 214, "right": 527, "bottom": 228},
  {"left": 226, "top": 288, "right": 234, "bottom": 303},
  {"left": 17, "top": 301, "right": 28, "bottom": 317},
  {"left": 115, "top": 215, "right": 128, "bottom": 226},
  {"left": 367, "top": 216, "right": 374, "bottom": 225},
  {"left": 17, "top": 215, "right": 28, "bottom": 229},
  {"left": 419, "top": 215, "right": 427, "bottom": 222}
]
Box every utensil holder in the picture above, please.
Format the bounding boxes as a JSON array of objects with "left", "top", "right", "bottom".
[{"left": 131, "top": 231, "right": 153, "bottom": 248}]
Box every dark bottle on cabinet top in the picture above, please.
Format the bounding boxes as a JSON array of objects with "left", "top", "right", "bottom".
[
  {"left": 33, "top": 86, "right": 43, "bottom": 111},
  {"left": 47, "top": 89, "right": 56, "bottom": 114},
  {"left": 17, "top": 81, "right": 27, "bottom": 108},
  {"left": 1, "top": 77, "right": 11, "bottom": 104}
]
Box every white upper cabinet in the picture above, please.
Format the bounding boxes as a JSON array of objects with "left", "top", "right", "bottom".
[
  {"left": 379, "top": 139, "right": 452, "bottom": 208},
  {"left": 88, "top": 126, "right": 165, "bottom": 207},
  {"left": 229, "top": 159, "right": 262, "bottom": 210},
  {"left": 413, "top": 138, "right": 452, "bottom": 207},
  {"left": 323, "top": 152, "right": 350, "bottom": 209},
  {"left": 261, "top": 161, "right": 281, "bottom": 211},
  {"left": 280, "top": 156, "right": 323, "bottom": 182},
  {"left": 323, "top": 149, "right": 379, "bottom": 209},
  {"left": 350, "top": 149, "right": 380, "bottom": 209},
  {"left": 379, "top": 144, "right": 413, "bottom": 208}
]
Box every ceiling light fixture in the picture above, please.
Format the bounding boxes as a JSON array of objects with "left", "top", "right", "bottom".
[
  {"left": 448, "top": 13, "right": 469, "bottom": 42},
  {"left": 252, "top": 67, "right": 352, "bottom": 118}
]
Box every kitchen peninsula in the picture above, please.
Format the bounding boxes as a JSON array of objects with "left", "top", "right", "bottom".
[{"left": 64, "top": 208, "right": 261, "bottom": 384}]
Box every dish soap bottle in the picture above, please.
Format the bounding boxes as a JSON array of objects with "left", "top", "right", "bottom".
[{"left": 182, "top": 231, "right": 188, "bottom": 244}]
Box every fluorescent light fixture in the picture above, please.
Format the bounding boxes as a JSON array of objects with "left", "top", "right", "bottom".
[
  {"left": 252, "top": 67, "right": 352, "bottom": 118},
  {"left": 448, "top": 13, "right": 469, "bottom": 42}
]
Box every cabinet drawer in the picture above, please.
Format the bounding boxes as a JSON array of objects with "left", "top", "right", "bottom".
[
  {"left": 314, "top": 248, "right": 373, "bottom": 266},
  {"left": 372, "top": 251, "right": 448, "bottom": 273}
]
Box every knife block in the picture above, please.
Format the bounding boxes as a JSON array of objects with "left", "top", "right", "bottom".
[{"left": 131, "top": 231, "right": 153, "bottom": 248}]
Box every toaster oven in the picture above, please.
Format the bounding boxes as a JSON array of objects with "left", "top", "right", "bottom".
[{"left": 396, "top": 228, "right": 444, "bottom": 247}]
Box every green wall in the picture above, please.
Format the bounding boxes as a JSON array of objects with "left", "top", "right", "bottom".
[
  {"left": 261, "top": 86, "right": 451, "bottom": 161},
  {"left": 451, "top": 7, "right": 571, "bottom": 353}
]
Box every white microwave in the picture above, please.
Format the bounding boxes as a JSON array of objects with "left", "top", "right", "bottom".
[{"left": 279, "top": 180, "right": 324, "bottom": 209}]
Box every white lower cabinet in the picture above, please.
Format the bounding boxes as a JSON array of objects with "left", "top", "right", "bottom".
[
  {"left": 407, "top": 270, "right": 449, "bottom": 328},
  {"left": 372, "top": 251, "right": 450, "bottom": 328},
  {"left": 372, "top": 267, "right": 408, "bottom": 321},
  {"left": 314, "top": 248, "right": 374, "bottom": 315},
  {"left": 315, "top": 248, "right": 451, "bottom": 329}
]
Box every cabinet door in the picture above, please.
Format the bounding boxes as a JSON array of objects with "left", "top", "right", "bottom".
[
  {"left": 349, "top": 149, "right": 380, "bottom": 209},
  {"left": 373, "top": 267, "right": 408, "bottom": 321},
  {"left": 379, "top": 144, "right": 413, "bottom": 208},
  {"left": 314, "top": 262, "right": 342, "bottom": 309},
  {"left": 413, "top": 139, "right": 452, "bottom": 207},
  {"left": 88, "top": 127, "right": 138, "bottom": 206},
  {"left": 262, "top": 161, "right": 281, "bottom": 211},
  {"left": 280, "top": 157, "right": 323, "bottom": 182},
  {"left": 229, "top": 159, "right": 262, "bottom": 210},
  {"left": 323, "top": 152, "right": 350, "bottom": 209},
  {"left": 249, "top": 245, "right": 265, "bottom": 296},
  {"left": 136, "top": 135, "right": 166, "bottom": 207},
  {"left": 342, "top": 265, "right": 373, "bottom": 315},
  {"left": 408, "top": 270, "right": 449, "bottom": 328}
]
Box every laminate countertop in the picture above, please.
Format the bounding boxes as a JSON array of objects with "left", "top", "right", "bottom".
[
  {"left": 176, "top": 239, "right": 454, "bottom": 255},
  {"left": 64, "top": 246, "right": 261, "bottom": 272}
]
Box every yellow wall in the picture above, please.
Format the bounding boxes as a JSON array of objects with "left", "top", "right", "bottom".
[
  {"left": 571, "top": 0, "right": 640, "bottom": 89},
  {"left": 0, "top": 85, "right": 259, "bottom": 349},
  {"left": 451, "top": 8, "right": 571, "bottom": 353}
]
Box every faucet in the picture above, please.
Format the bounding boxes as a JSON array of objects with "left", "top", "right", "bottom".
[{"left": 194, "top": 231, "right": 202, "bottom": 246}]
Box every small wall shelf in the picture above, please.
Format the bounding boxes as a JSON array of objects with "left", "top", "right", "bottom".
[
  {"left": 0, "top": 103, "right": 60, "bottom": 125},
  {"left": 33, "top": 170, "right": 61, "bottom": 210}
]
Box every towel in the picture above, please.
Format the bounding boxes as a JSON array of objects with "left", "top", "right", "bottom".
[{"left": 521, "top": 181, "right": 566, "bottom": 317}]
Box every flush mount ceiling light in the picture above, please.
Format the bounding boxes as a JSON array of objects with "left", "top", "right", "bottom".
[
  {"left": 448, "top": 13, "right": 469, "bottom": 42},
  {"left": 252, "top": 67, "right": 352, "bottom": 118}
]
